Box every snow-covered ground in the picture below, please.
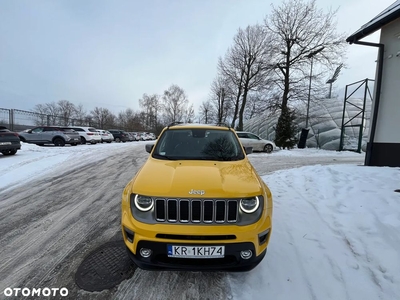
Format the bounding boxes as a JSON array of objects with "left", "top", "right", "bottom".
[{"left": 1, "top": 143, "right": 399, "bottom": 299}]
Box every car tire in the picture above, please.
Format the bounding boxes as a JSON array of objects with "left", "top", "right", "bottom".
[
  {"left": 19, "top": 137, "right": 26, "bottom": 142},
  {"left": 80, "top": 136, "right": 86, "bottom": 144},
  {"left": 53, "top": 138, "right": 65, "bottom": 147},
  {"left": 115, "top": 137, "right": 121, "bottom": 143},
  {"left": 1, "top": 149, "right": 17, "bottom": 155},
  {"left": 263, "top": 144, "right": 273, "bottom": 153}
]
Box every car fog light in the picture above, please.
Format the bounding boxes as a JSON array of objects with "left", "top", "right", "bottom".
[
  {"left": 140, "top": 248, "right": 152, "bottom": 258},
  {"left": 240, "top": 250, "right": 253, "bottom": 260}
]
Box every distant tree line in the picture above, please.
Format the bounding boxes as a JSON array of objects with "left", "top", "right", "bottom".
[{"left": 32, "top": 84, "right": 195, "bottom": 134}]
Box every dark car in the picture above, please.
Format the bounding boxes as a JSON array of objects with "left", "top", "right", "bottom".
[
  {"left": 18, "top": 126, "right": 81, "bottom": 146},
  {"left": 0, "top": 126, "right": 21, "bottom": 156},
  {"left": 107, "top": 129, "right": 129, "bottom": 142}
]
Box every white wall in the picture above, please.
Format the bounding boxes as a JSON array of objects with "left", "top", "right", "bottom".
[{"left": 373, "top": 19, "right": 400, "bottom": 143}]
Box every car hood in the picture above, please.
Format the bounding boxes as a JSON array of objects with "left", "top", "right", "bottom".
[{"left": 131, "top": 158, "right": 263, "bottom": 198}]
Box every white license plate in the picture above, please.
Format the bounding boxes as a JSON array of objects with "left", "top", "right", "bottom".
[
  {"left": 0, "top": 142, "right": 12, "bottom": 145},
  {"left": 167, "top": 245, "right": 225, "bottom": 258}
]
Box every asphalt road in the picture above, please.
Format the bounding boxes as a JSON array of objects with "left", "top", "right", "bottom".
[{"left": 0, "top": 145, "right": 364, "bottom": 299}]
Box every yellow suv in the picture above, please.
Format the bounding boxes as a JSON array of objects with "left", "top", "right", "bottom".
[{"left": 121, "top": 123, "right": 273, "bottom": 271}]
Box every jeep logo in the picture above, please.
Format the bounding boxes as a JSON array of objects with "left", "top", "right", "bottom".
[{"left": 189, "top": 189, "right": 205, "bottom": 195}]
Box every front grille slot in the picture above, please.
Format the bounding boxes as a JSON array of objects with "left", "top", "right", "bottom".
[
  {"left": 167, "top": 200, "right": 177, "bottom": 222},
  {"left": 155, "top": 198, "right": 238, "bottom": 224}
]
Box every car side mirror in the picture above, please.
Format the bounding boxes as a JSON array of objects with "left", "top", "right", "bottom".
[
  {"left": 244, "top": 146, "right": 253, "bottom": 155},
  {"left": 145, "top": 144, "right": 154, "bottom": 153}
]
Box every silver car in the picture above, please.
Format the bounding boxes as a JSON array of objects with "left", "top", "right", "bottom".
[
  {"left": 236, "top": 131, "right": 276, "bottom": 153},
  {"left": 18, "top": 126, "right": 81, "bottom": 146}
]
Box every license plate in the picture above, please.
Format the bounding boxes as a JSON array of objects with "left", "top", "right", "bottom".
[
  {"left": 0, "top": 142, "right": 12, "bottom": 145},
  {"left": 167, "top": 245, "right": 225, "bottom": 258}
]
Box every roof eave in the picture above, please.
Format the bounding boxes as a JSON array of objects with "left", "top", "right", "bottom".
[{"left": 346, "top": 9, "right": 400, "bottom": 44}]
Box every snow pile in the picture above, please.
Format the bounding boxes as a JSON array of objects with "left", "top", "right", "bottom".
[{"left": 229, "top": 164, "right": 400, "bottom": 300}]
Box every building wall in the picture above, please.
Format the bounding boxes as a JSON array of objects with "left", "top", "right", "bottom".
[{"left": 374, "top": 19, "right": 400, "bottom": 143}]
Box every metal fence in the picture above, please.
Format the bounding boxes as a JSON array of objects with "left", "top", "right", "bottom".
[{"left": 0, "top": 108, "right": 100, "bottom": 131}]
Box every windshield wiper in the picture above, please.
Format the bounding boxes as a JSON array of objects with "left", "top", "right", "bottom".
[{"left": 152, "top": 153, "right": 176, "bottom": 160}]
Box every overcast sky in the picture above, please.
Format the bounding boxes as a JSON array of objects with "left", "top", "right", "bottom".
[{"left": 0, "top": 0, "right": 396, "bottom": 116}]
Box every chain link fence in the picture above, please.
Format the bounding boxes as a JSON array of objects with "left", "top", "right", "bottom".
[{"left": 0, "top": 108, "right": 100, "bottom": 131}]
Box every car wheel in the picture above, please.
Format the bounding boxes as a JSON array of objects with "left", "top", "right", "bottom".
[
  {"left": 263, "top": 144, "right": 273, "bottom": 153},
  {"left": 53, "top": 138, "right": 65, "bottom": 147},
  {"left": 80, "top": 136, "right": 86, "bottom": 144},
  {"left": 19, "top": 137, "right": 26, "bottom": 142},
  {"left": 1, "top": 149, "right": 17, "bottom": 155},
  {"left": 115, "top": 137, "right": 121, "bottom": 143}
]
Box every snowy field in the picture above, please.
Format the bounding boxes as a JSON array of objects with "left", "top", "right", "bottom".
[{"left": 1, "top": 143, "right": 399, "bottom": 300}]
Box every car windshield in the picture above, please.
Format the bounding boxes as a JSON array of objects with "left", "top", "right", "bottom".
[{"left": 152, "top": 128, "right": 245, "bottom": 161}]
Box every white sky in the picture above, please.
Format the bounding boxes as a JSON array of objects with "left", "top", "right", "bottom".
[
  {"left": 1, "top": 143, "right": 399, "bottom": 299},
  {"left": 0, "top": 0, "right": 396, "bottom": 115}
]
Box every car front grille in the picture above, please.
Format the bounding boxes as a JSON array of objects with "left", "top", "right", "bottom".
[{"left": 155, "top": 198, "right": 238, "bottom": 224}]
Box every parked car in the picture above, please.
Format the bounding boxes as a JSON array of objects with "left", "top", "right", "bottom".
[
  {"left": 0, "top": 126, "right": 21, "bottom": 155},
  {"left": 236, "top": 131, "right": 276, "bottom": 153},
  {"left": 18, "top": 126, "right": 81, "bottom": 146},
  {"left": 66, "top": 126, "right": 101, "bottom": 144},
  {"left": 126, "top": 132, "right": 136, "bottom": 142},
  {"left": 121, "top": 123, "right": 273, "bottom": 271},
  {"left": 129, "top": 132, "right": 140, "bottom": 141},
  {"left": 108, "top": 129, "right": 129, "bottom": 142},
  {"left": 96, "top": 130, "right": 114, "bottom": 143}
]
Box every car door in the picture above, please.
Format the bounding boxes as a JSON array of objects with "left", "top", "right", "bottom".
[
  {"left": 28, "top": 127, "right": 45, "bottom": 142},
  {"left": 247, "top": 133, "right": 263, "bottom": 151},
  {"left": 42, "top": 127, "right": 58, "bottom": 142}
]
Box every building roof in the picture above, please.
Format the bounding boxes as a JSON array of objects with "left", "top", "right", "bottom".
[{"left": 346, "top": 0, "right": 400, "bottom": 44}]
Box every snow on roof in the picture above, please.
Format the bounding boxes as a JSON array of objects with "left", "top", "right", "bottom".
[{"left": 346, "top": 0, "right": 400, "bottom": 43}]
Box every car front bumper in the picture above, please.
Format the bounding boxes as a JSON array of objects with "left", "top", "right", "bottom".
[
  {"left": 121, "top": 212, "right": 272, "bottom": 271},
  {"left": 124, "top": 239, "right": 267, "bottom": 271}
]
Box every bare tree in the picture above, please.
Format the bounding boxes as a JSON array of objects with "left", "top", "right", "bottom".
[
  {"left": 162, "top": 84, "right": 189, "bottom": 124},
  {"left": 233, "top": 25, "right": 274, "bottom": 130},
  {"left": 139, "top": 93, "right": 161, "bottom": 131},
  {"left": 217, "top": 24, "right": 273, "bottom": 130},
  {"left": 32, "top": 104, "right": 48, "bottom": 125},
  {"left": 210, "top": 76, "right": 233, "bottom": 124},
  {"left": 185, "top": 104, "right": 195, "bottom": 123},
  {"left": 90, "top": 107, "right": 115, "bottom": 129},
  {"left": 57, "top": 100, "right": 76, "bottom": 126},
  {"left": 199, "top": 100, "right": 215, "bottom": 124},
  {"left": 264, "top": 0, "right": 347, "bottom": 110},
  {"left": 73, "top": 104, "right": 88, "bottom": 125}
]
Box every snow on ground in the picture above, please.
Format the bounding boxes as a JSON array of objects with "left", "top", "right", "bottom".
[
  {"left": 262, "top": 148, "right": 364, "bottom": 157},
  {"left": 0, "top": 142, "right": 144, "bottom": 192},
  {"left": 1, "top": 143, "right": 399, "bottom": 299},
  {"left": 229, "top": 164, "right": 400, "bottom": 300}
]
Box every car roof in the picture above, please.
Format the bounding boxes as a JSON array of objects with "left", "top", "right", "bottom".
[{"left": 166, "top": 123, "right": 230, "bottom": 131}]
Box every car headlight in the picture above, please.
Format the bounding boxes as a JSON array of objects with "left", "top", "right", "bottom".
[
  {"left": 134, "top": 194, "right": 154, "bottom": 212},
  {"left": 239, "top": 196, "right": 260, "bottom": 214}
]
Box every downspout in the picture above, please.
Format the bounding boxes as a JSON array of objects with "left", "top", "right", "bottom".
[{"left": 351, "top": 41, "right": 384, "bottom": 166}]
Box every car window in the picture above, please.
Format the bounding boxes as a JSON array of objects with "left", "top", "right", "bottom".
[
  {"left": 61, "top": 128, "right": 76, "bottom": 133},
  {"left": 153, "top": 128, "right": 245, "bottom": 161},
  {"left": 71, "top": 128, "right": 84, "bottom": 132},
  {"left": 32, "top": 127, "right": 44, "bottom": 133},
  {"left": 43, "top": 127, "right": 57, "bottom": 132},
  {"left": 88, "top": 128, "right": 97, "bottom": 132},
  {"left": 237, "top": 133, "right": 248, "bottom": 138},
  {"left": 248, "top": 133, "right": 260, "bottom": 140}
]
